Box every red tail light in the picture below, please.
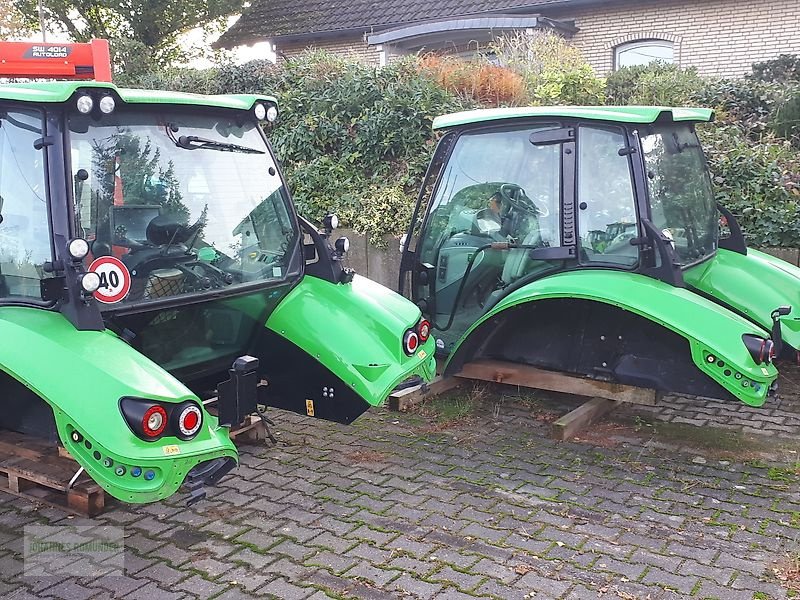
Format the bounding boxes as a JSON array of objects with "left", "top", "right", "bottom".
[
  {"left": 177, "top": 404, "right": 202, "bottom": 438},
  {"left": 417, "top": 319, "right": 431, "bottom": 342},
  {"left": 142, "top": 405, "right": 167, "bottom": 438},
  {"left": 403, "top": 330, "right": 420, "bottom": 355}
]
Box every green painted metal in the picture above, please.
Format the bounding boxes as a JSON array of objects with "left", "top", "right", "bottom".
[
  {"left": 266, "top": 274, "right": 437, "bottom": 405},
  {"left": 444, "top": 270, "right": 777, "bottom": 406},
  {"left": 432, "top": 106, "right": 714, "bottom": 130},
  {"left": 684, "top": 248, "right": 800, "bottom": 350},
  {"left": 0, "top": 307, "right": 236, "bottom": 503},
  {"left": 0, "top": 80, "right": 275, "bottom": 110}
]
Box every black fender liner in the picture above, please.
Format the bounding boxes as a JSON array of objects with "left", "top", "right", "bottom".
[{"left": 445, "top": 298, "right": 734, "bottom": 401}]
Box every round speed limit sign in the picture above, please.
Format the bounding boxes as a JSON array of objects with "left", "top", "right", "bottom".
[{"left": 88, "top": 256, "right": 132, "bottom": 304}]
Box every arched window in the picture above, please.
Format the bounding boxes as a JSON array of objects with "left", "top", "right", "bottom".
[{"left": 615, "top": 40, "right": 674, "bottom": 69}]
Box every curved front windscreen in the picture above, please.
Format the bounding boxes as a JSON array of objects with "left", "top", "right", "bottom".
[
  {"left": 641, "top": 125, "right": 718, "bottom": 265},
  {"left": 69, "top": 108, "right": 298, "bottom": 306}
]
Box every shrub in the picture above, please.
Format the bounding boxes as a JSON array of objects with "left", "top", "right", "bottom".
[
  {"left": 749, "top": 54, "right": 800, "bottom": 83},
  {"left": 771, "top": 91, "right": 800, "bottom": 146},
  {"left": 491, "top": 31, "right": 605, "bottom": 105},
  {"left": 701, "top": 123, "right": 800, "bottom": 247},
  {"left": 606, "top": 62, "right": 703, "bottom": 106},
  {"left": 417, "top": 55, "right": 527, "bottom": 106}
]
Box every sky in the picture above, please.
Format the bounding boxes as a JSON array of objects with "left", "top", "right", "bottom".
[{"left": 15, "top": 15, "right": 276, "bottom": 67}]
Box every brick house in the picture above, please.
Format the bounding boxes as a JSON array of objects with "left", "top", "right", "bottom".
[{"left": 216, "top": 0, "right": 800, "bottom": 78}]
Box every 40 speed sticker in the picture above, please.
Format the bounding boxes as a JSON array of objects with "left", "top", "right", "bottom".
[{"left": 88, "top": 256, "right": 131, "bottom": 303}]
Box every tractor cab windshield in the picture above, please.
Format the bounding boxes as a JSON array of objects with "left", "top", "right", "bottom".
[
  {"left": 640, "top": 124, "right": 718, "bottom": 265},
  {"left": 69, "top": 108, "right": 298, "bottom": 306}
]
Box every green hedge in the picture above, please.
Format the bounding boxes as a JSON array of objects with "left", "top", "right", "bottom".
[{"left": 121, "top": 51, "right": 800, "bottom": 247}]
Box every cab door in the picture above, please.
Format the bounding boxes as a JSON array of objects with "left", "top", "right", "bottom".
[{"left": 401, "top": 123, "right": 578, "bottom": 353}]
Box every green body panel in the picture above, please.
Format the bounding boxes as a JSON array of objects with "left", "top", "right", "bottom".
[
  {"left": 444, "top": 270, "right": 777, "bottom": 406},
  {"left": 266, "top": 275, "right": 437, "bottom": 406},
  {"left": 0, "top": 80, "right": 275, "bottom": 110},
  {"left": 0, "top": 307, "right": 236, "bottom": 503},
  {"left": 432, "top": 106, "right": 714, "bottom": 130},
  {"left": 684, "top": 249, "right": 800, "bottom": 350}
]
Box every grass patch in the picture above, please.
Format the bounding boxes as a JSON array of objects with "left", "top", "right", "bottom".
[{"left": 416, "top": 383, "right": 489, "bottom": 426}]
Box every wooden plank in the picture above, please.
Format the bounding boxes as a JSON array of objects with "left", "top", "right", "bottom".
[
  {"left": 387, "top": 376, "right": 463, "bottom": 412},
  {"left": 0, "top": 432, "right": 107, "bottom": 517},
  {"left": 229, "top": 414, "right": 266, "bottom": 443},
  {"left": 551, "top": 397, "right": 618, "bottom": 441},
  {"left": 455, "top": 359, "right": 657, "bottom": 405}
]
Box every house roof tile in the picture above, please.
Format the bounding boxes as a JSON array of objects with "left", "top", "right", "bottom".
[{"left": 217, "top": 0, "right": 603, "bottom": 48}]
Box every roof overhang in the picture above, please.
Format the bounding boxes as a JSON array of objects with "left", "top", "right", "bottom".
[
  {"left": 367, "top": 15, "right": 577, "bottom": 48},
  {"left": 432, "top": 106, "right": 715, "bottom": 130}
]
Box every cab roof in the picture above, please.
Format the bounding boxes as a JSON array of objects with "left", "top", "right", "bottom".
[
  {"left": 432, "top": 106, "right": 714, "bottom": 130},
  {"left": 0, "top": 80, "right": 276, "bottom": 111}
]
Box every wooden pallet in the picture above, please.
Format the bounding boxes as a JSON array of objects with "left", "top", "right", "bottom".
[
  {"left": 0, "top": 432, "right": 106, "bottom": 516},
  {"left": 388, "top": 359, "right": 659, "bottom": 440}
]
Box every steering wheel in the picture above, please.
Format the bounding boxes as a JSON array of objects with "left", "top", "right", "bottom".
[{"left": 499, "top": 183, "right": 549, "bottom": 217}]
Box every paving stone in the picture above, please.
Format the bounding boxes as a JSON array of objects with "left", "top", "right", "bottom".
[
  {"left": 515, "top": 571, "right": 572, "bottom": 598},
  {"left": 174, "top": 574, "right": 228, "bottom": 598},
  {"left": 390, "top": 572, "right": 443, "bottom": 599},
  {"left": 429, "top": 566, "right": 484, "bottom": 591},
  {"left": 305, "top": 550, "right": 358, "bottom": 574}
]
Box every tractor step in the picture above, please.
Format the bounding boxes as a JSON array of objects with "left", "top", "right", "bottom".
[{"left": 0, "top": 432, "right": 106, "bottom": 516}]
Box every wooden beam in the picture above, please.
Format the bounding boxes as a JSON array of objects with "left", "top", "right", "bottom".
[
  {"left": 387, "top": 376, "right": 463, "bottom": 412},
  {"left": 551, "top": 397, "right": 617, "bottom": 441},
  {"left": 454, "top": 359, "right": 657, "bottom": 405}
]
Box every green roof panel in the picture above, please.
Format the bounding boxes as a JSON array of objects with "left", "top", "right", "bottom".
[
  {"left": 0, "top": 81, "right": 276, "bottom": 111},
  {"left": 432, "top": 106, "right": 714, "bottom": 130}
]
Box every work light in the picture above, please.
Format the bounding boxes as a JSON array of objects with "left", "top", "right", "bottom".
[
  {"left": 76, "top": 94, "right": 94, "bottom": 114},
  {"left": 99, "top": 95, "right": 115, "bottom": 114},
  {"left": 79, "top": 271, "right": 101, "bottom": 294},
  {"left": 67, "top": 237, "right": 90, "bottom": 260}
]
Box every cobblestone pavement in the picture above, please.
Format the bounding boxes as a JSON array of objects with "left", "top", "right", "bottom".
[{"left": 1, "top": 374, "right": 799, "bottom": 600}]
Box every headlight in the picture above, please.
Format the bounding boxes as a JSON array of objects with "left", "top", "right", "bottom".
[
  {"left": 254, "top": 103, "right": 267, "bottom": 120},
  {"left": 79, "top": 272, "right": 101, "bottom": 293},
  {"left": 67, "top": 237, "right": 90, "bottom": 260},
  {"left": 266, "top": 105, "right": 278, "bottom": 122},
  {"left": 76, "top": 94, "right": 94, "bottom": 114},
  {"left": 99, "top": 95, "right": 115, "bottom": 114}
]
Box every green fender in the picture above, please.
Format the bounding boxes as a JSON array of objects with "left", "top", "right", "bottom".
[
  {"left": 265, "top": 274, "right": 437, "bottom": 407},
  {"left": 0, "top": 307, "right": 237, "bottom": 504},
  {"left": 444, "top": 270, "right": 778, "bottom": 406},
  {"left": 684, "top": 248, "right": 800, "bottom": 351}
]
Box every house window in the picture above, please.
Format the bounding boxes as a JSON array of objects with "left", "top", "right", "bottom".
[{"left": 615, "top": 40, "right": 673, "bottom": 69}]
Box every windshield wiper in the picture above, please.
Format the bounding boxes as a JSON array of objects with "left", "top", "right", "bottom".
[{"left": 175, "top": 135, "right": 264, "bottom": 154}]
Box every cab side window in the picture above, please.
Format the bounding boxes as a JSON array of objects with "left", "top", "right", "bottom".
[
  {"left": 0, "top": 109, "right": 51, "bottom": 299},
  {"left": 577, "top": 126, "right": 638, "bottom": 267}
]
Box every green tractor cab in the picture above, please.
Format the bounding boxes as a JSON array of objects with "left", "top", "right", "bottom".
[
  {"left": 400, "top": 106, "right": 798, "bottom": 407},
  {"left": 0, "top": 41, "right": 436, "bottom": 505}
]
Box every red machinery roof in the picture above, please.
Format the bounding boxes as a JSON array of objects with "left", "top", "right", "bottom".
[{"left": 0, "top": 39, "right": 111, "bottom": 81}]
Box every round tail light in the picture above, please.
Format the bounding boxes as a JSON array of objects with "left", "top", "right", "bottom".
[
  {"left": 142, "top": 406, "right": 168, "bottom": 438},
  {"left": 403, "top": 330, "right": 419, "bottom": 356},
  {"left": 177, "top": 404, "right": 202, "bottom": 438},
  {"left": 417, "top": 319, "right": 431, "bottom": 342}
]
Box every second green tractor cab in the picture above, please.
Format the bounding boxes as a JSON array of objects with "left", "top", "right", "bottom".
[
  {"left": 400, "top": 106, "right": 799, "bottom": 407},
  {"left": 0, "top": 40, "right": 436, "bottom": 506}
]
